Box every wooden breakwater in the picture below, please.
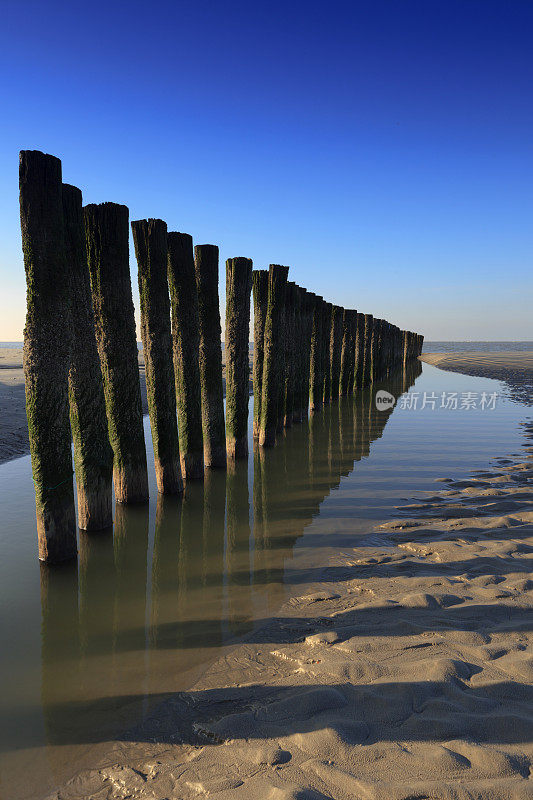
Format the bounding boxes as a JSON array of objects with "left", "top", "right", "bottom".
[{"left": 19, "top": 150, "right": 424, "bottom": 563}]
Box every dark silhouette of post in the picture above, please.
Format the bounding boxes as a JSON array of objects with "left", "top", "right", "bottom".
[
  {"left": 296, "top": 287, "right": 313, "bottom": 422},
  {"left": 225, "top": 257, "right": 253, "bottom": 459},
  {"left": 194, "top": 244, "right": 226, "bottom": 468},
  {"left": 85, "top": 202, "right": 148, "bottom": 504},
  {"left": 322, "top": 301, "right": 333, "bottom": 403},
  {"left": 252, "top": 270, "right": 268, "bottom": 439},
  {"left": 63, "top": 184, "right": 113, "bottom": 530},
  {"left": 353, "top": 312, "right": 365, "bottom": 389},
  {"left": 340, "top": 308, "right": 356, "bottom": 396},
  {"left": 283, "top": 282, "right": 297, "bottom": 427},
  {"left": 362, "top": 314, "right": 374, "bottom": 386},
  {"left": 309, "top": 294, "right": 324, "bottom": 412},
  {"left": 167, "top": 232, "right": 204, "bottom": 481},
  {"left": 259, "top": 265, "right": 289, "bottom": 447},
  {"left": 132, "top": 219, "right": 182, "bottom": 494},
  {"left": 19, "top": 150, "right": 77, "bottom": 562},
  {"left": 329, "top": 305, "right": 343, "bottom": 399}
]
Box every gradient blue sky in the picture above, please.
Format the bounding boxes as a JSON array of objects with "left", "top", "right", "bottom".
[{"left": 1, "top": 0, "right": 531, "bottom": 340}]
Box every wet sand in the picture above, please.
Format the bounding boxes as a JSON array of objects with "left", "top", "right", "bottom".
[
  {"left": 45, "top": 365, "right": 533, "bottom": 799},
  {"left": 421, "top": 351, "right": 533, "bottom": 406}
]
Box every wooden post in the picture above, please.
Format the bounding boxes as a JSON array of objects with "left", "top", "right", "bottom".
[
  {"left": 291, "top": 286, "right": 303, "bottom": 424},
  {"left": 85, "top": 202, "right": 149, "bottom": 504},
  {"left": 194, "top": 244, "right": 226, "bottom": 468},
  {"left": 225, "top": 257, "right": 253, "bottom": 460},
  {"left": 339, "top": 309, "right": 356, "bottom": 396},
  {"left": 362, "top": 314, "right": 374, "bottom": 387},
  {"left": 329, "top": 305, "right": 343, "bottom": 399},
  {"left": 259, "top": 265, "right": 289, "bottom": 447},
  {"left": 132, "top": 219, "right": 182, "bottom": 494},
  {"left": 353, "top": 312, "right": 365, "bottom": 389},
  {"left": 309, "top": 294, "right": 324, "bottom": 412},
  {"left": 167, "top": 232, "right": 204, "bottom": 481},
  {"left": 322, "top": 302, "right": 333, "bottom": 403},
  {"left": 283, "top": 282, "right": 297, "bottom": 427},
  {"left": 252, "top": 269, "right": 269, "bottom": 439},
  {"left": 19, "top": 151, "right": 77, "bottom": 562},
  {"left": 297, "top": 288, "right": 313, "bottom": 422},
  {"left": 63, "top": 183, "right": 113, "bottom": 530}
]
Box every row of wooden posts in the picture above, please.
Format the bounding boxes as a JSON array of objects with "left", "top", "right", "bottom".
[{"left": 19, "top": 150, "right": 424, "bottom": 564}]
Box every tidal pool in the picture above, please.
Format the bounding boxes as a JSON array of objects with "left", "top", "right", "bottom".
[{"left": 0, "top": 361, "right": 528, "bottom": 799}]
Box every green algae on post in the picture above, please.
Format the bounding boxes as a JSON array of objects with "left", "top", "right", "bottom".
[
  {"left": 84, "top": 202, "right": 148, "bottom": 504},
  {"left": 19, "top": 150, "right": 77, "bottom": 563},
  {"left": 195, "top": 244, "right": 226, "bottom": 468},
  {"left": 225, "top": 257, "right": 253, "bottom": 459},
  {"left": 132, "top": 219, "right": 183, "bottom": 494},
  {"left": 63, "top": 183, "right": 113, "bottom": 530},
  {"left": 167, "top": 232, "right": 204, "bottom": 481},
  {"left": 259, "top": 264, "right": 289, "bottom": 447},
  {"left": 252, "top": 269, "right": 269, "bottom": 439}
]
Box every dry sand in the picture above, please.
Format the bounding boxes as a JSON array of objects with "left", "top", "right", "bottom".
[{"left": 44, "top": 358, "right": 533, "bottom": 800}]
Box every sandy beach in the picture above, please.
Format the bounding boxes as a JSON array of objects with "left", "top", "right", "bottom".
[
  {"left": 40, "top": 354, "right": 533, "bottom": 800},
  {"left": 421, "top": 352, "right": 533, "bottom": 406}
]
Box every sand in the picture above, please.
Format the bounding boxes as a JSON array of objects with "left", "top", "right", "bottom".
[
  {"left": 43, "top": 358, "right": 533, "bottom": 800},
  {"left": 421, "top": 352, "right": 533, "bottom": 406}
]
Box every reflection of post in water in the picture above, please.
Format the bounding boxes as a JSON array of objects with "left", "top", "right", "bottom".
[
  {"left": 327, "top": 401, "right": 342, "bottom": 489},
  {"left": 338, "top": 395, "right": 356, "bottom": 478},
  {"left": 40, "top": 561, "right": 80, "bottom": 753},
  {"left": 79, "top": 532, "right": 117, "bottom": 716},
  {"left": 177, "top": 473, "right": 225, "bottom": 649},
  {"left": 112, "top": 504, "right": 149, "bottom": 655},
  {"left": 150, "top": 494, "right": 181, "bottom": 650},
  {"left": 309, "top": 404, "right": 330, "bottom": 495},
  {"left": 226, "top": 460, "right": 253, "bottom": 636}
]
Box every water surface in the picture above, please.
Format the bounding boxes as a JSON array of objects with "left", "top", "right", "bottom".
[{"left": 0, "top": 361, "right": 528, "bottom": 799}]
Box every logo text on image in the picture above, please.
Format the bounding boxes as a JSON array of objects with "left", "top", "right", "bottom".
[{"left": 375, "top": 390, "right": 396, "bottom": 411}]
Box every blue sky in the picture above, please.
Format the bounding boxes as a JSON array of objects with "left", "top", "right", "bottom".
[{"left": 1, "top": 0, "right": 531, "bottom": 340}]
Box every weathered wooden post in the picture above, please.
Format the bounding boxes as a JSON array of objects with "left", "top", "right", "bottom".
[
  {"left": 63, "top": 183, "right": 113, "bottom": 530},
  {"left": 361, "top": 314, "right": 374, "bottom": 387},
  {"left": 291, "top": 286, "right": 303, "bottom": 424},
  {"left": 373, "top": 318, "right": 384, "bottom": 382},
  {"left": 329, "top": 305, "right": 343, "bottom": 399},
  {"left": 259, "top": 265, "right": 289, "bottom": 447},
  {"left": 402, "top": 330, "right": 409, "bottom": 368},
  {"left": 309, "top": 294, "right": 324, "bottom": 412},
  {"left": 167, "top": 232, "right": 204, "bottom": 481},
  {"left": 322, "top": 302, "right": 333, "bottom": 403},
  {"left": 132, "top": 219, "right": 182, "bottom": 494},
  {"left": 297, "top": 288, "right": 313, "bottom": 421},
  {"left": 225, "top": 257, "right": 253, "bottom": 460},
  {"left": 353, "top": 312, "right": 365, "bottom": 389},
  {"left": 194, "top": 244, "right": 226, "bottom": 468},
  {"left": 340, "top": 309, "right": 356, "bottom": 396},
  {"left": 85, "top": 202, "right": 149, "bottom": 504},
  {"left": 283, "top": 282, "right": 297, "bottom": 427},
  {"left": 20, "top": 150, "right": 77, "bottom": 562},
  {"left": 252, "top": 270, "right": 269, "bottom": 439}
]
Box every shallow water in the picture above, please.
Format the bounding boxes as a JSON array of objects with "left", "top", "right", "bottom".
[{"left": 0, "top": 361, "right": 529, "bottom": 800}]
